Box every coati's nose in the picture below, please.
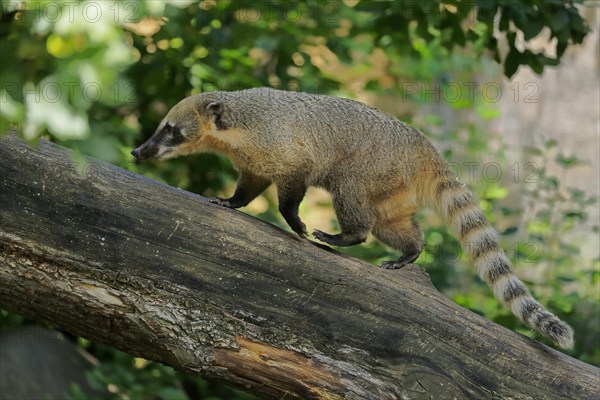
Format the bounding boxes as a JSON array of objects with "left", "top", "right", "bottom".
[{"left": 131, "top": 148, "right": 140, "bottom": 158}]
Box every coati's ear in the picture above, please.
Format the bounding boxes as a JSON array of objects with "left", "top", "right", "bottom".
[
  {"left": 206, "top": 101, "right": 223, "bottom": 116},
  {"left": 204, "top": 101, "right": 227, "bottom": 130}
]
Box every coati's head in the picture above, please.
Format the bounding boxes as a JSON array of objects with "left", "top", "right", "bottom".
[{"left": 131, "top": 95, "right": 226, "bottom": 161}]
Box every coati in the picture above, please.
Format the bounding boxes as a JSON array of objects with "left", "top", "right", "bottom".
[{"left": 131, "top": 87, "right": 574, "bottom": 349}]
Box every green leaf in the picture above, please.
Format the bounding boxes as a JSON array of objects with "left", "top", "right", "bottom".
[
  {"left": 509, "top": 5, "right": 528, "bottom": 32},
  {"left": 555, "top": 25, "right": 571, "bottom": 42},
  {"left": 507, "top": 31, "right": 517, "bottom": 47},
  {"left": 570, "top": 14, "right": 589, "bottom": 34},
  {"left": 548, "top": 9, "right": 570, "bottom": 32},
  {"left": 493, "top": 47, "right": 501, "bottom": 63},
  {"left": 564, "top": 211, "right": 586, "bottom": 220},
  {"left": 504, "top": 48, "right": 521, "bottom": 78},
  {"left": 499, "top": 9, "right": 509, "bottom": 31},
  {"left": 530, "top": 59, "right": 544, "bottom": 75},
  {"left": 557, "top": 39, "right": 569, "bottom": 57},
  {"left": 522, "top": 19, "right": 544, "bottom": 41},
  {"left": 538, "top": 55, "right": 560, "bottom": 66},
  {"left": 556, "top": 154, "right": 581, "bottom": 167}
]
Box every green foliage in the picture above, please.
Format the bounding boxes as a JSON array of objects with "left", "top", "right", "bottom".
[
  {"left": 1, "top": 0, "right": 597, "bottom": 398},
  {"left": 67, "top": 342, "right": 258, "bottom": 400},
  {"left": 354, "top": 0, "right": 589, "bottom": 78},
  {"left": 516, "top": 142, "right": 599, "bottom": 361},
  {"left": 1, "top": 0, "right": 591, "bottom": 142},
  {"left": 3, "top": 1, "right": 137, "bottom": 140}
]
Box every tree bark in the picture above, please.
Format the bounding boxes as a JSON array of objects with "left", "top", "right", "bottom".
[{"left": 0, "top": 134, "right": 598, "bottom": 400}]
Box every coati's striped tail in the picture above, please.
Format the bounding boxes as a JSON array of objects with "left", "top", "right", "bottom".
[{"left": 433, "top": 177, "right": 574, "bottom": 349}]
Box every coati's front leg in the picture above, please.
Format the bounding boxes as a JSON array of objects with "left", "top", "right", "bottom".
[
  {"left": 209, "top": 171, "right": 271, "bottom": 208},
  {"left": 313, "top": 193, "right": 374, "bottom": 247},
  {"left": 277, "top": 180, "right": 308, "bottom": 238}
]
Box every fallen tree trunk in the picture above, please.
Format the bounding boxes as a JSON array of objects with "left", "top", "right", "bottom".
[{"left": 0, "top": 134, "right": 598, "bottom": 399}]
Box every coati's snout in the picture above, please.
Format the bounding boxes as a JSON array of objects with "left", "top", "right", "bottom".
[
  {"left": 131, "top": 141, "right": 159, "bottom": 161},
  {"left": 131, "top": 97, "right": 226, "bottom": 162},
  {"left": 131, "top": 121, "right": 188, "bottom": 161}
]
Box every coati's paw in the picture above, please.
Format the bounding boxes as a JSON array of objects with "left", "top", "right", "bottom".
[
  {"left": 313, "top": 229, "right": 334, "bottom": 244},
  {"left": 207, "top": 197, "right": 233, "bottom": 208},
  {"left": 313, "top": 230, "right": 367, "bottom": 247},
  {"left": 295, "top": 230, "right": 308, "bottom": 239},
  {"left": 379, "top": 260, "right": 406, "bottom": 270},
  {"left": 291, "top": 221, "right": 308, "bottom": 238},
  {"left": 379, "top": 252, "right": 421, "bottom": 270}
]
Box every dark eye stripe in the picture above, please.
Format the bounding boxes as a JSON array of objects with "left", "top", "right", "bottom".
[{"left": 169, "top": 126, "right": 185, "bottom": 145}]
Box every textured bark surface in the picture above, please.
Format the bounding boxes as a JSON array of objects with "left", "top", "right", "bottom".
[{"left": 0, "top": 135, "right": 598, "bottom": 399}]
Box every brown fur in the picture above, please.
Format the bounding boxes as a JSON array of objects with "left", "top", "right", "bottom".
[{"left": 131, "top": 88, "right": 574, "bottom": 349}]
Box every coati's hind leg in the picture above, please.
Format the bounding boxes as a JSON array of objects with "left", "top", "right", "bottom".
[
  {"left": 373, "top": 215, "right": 424, "bottom": 269},
  {"left": 209, "top": 170, "right": 271, "bottom": 208},
  {"left": 277, "top": 180, "right": 308, "bottom": 238},
  {"left": 313, "top": 193, "right": 374, "bottom": 247}
]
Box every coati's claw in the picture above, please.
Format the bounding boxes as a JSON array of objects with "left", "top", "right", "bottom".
[
  {"left": 312, "top": 229, "right": 333, "bottom": 244},
  {"left": 380, "top": 252, "right": 421, "bottom": 269},
  {"left": 379, "top": 260, "right": 406, "bottom": 270},
  {"left": 295, "top": 231, "right": 307, "bottom": 239},
  {"left": 207, "top": 197, "right": 233, "bottom": 208},
  {"left": 293, "top": 222, "right": 308, "bottom": 238}
]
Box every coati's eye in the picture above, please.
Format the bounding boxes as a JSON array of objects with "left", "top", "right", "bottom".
[{"left": 169, "top": 126, "right": 185, "bottom": 145}]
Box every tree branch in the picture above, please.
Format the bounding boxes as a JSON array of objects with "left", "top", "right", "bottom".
[{"left": 0, "top": 135, "right": 598, "bottom": 399}]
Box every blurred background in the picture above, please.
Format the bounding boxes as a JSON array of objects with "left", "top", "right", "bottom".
[{"left": 1, "top": 1, "right": 598, "bottom": 399}]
